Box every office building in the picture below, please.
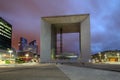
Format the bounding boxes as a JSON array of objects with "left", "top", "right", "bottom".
[
  {"left": 18, "top": 38, "right": 38, "bottom": 61},
  {"left": 0, "top": 17, "right": 12, "bottom": 50},
  {"left": 18, "top": 37, "right": 28, "bottom": 51},
  {"left": 29, "top": 40, "right": 38, "bottom": 54},
  {"left": 91, "top": 50, "right": 120, "bottom": 63}
]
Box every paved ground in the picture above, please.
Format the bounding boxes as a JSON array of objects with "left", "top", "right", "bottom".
[
  {"left": 0, "top": 63, "right": 120, "bottom": 80},
  {"left": 57, "top": 64, "right": 120, "bottom": 80},
  {"left": 0, "top": 64, "right": 70, "bottom": 80},
  {"left": 65, "top": 62, "right": 120, "bottom": 72}
]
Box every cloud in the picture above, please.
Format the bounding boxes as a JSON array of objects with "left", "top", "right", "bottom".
[
  {"left": 0, "top": 0, "right": 120, "bottom": 54},
  {"left": 91, "top": 0, "right": 120, "bottom": 53}
]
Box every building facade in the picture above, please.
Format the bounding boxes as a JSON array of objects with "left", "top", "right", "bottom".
[
  {"left": 0, "top": 17, "right": 13, "bottom": 63},
  {"left": 18, "top": 38, "right": 38, "bottom": 62},
  {"left": 91, "top": 50, "right": 120, "bottom": 63},
  {"left": 0, "top": 17, "right": 12, "bottom": 50},
  {"left": 29, "top": 40, "right": 38, "bottom": 54},
  {"left": 18, "top": 37, "right": 28, "bottom": 51}
]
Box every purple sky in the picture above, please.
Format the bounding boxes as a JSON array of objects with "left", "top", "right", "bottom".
[{"left": 0, "top": 0, "right": 120, "bottom": 54}]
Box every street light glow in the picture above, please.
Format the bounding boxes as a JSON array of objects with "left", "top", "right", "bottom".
[
  {"left": 25, "top": 54, "right": 29, "bottom": 57},
  {"left": 8, "top": 50, "right": 13, "bottom": 60},
  {"left": 8, "top": 50, "right": 13, "bottom": 53}
]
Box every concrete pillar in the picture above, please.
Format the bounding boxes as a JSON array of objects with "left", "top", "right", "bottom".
[
  {"left": 80, "top": 16, "right": 91, "bottom": 62},
  {"left": 51, "top": 26, "right": 57, "bottom": 59},
  {"left": 40, "top": 19, "right": 51, "bottom": 62}
]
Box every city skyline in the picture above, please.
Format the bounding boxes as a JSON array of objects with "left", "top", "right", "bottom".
[{"left": 0, "top": 0, "right": 120, "bottom": 54}]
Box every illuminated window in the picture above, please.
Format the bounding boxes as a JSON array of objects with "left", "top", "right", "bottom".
[
  {"left": 1, "top": 30, "right": 11, "bottom": 36},
  {"left": 0, "top": 18, "right": 12, "bottom": 50},
  {"left": 0, "top": 22, "right": 11, "bottom": 30},
  {"left": 0, "top": 25, "right": 4, "bottom": 29},
  {"left": 2, "top": 34, "right": 11, "bottom": 39},
  {"left": 0, "top": 32, "right": 3, "bottom": 35},
  {"left": 5, "top": 29, "right": 11, "bottom": 33},
  {"left": 0, "top": 31, "right": 11, "bottom": 38}
]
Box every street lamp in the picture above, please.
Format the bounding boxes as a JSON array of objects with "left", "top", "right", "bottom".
[
  {"left": 98, "top": 52, "right": 101, "bottom": 62},
  {"left": 0, "top": 54, "right": 1, "bottom": 60},
  {"left": 25, "top": 54, "right": 29, "bottom": 62},
  {"left": 8, "top": 50, "right": 13, "bottom": 60},
  {"left": 117, "top": 53, "right": 120, "bottom": 62},
  {"left": 104, "top": 54, "right": 107, "bottom": 62},
  {"left": 25, "top": 54, "right": 29, "bottom": 57}
]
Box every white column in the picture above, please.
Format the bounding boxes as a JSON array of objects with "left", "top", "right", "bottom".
[
  {"left": 40, "top": 19, "right": 51, "bottom": 62},
  {"left": 80, "top": 15, "right": 91, "bottom": 62}
]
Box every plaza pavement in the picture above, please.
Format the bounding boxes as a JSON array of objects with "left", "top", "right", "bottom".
[
  {"left": 0, "top": 63, "right": 70, "bottom": 80},
  {"left": 0, "top": 63, "right": 120, "bottom": 80},
  {"left": 57, "top": 64, "right": 120, "bottom": 80},
  {"left": 0, "top": 62, "right": 39, "bottom": 67},
  {"left": 65, "top": 62, "right": 120, "bottom": 72}
]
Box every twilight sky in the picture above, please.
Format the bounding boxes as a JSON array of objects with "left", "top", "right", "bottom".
[{"left": 0, "top": 0, "right": 120, "bottom": 54}]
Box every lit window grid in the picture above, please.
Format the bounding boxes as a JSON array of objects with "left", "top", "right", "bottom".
[
  {"left": 0, "top": 29, "right": 11, "bottom": 36},
  {"left": 0, "top": 25, "right": 4, "bottom": 29},
  {"left": 0, "top": 29, "right": 11, "bottom": 39},
  {"left": 0, "top": 22, "right": 12, "bottom": 30},
  {"left": 5, "top": 28, "right": 11, "bottom": 33},
  {"left": 0, "top": 28, "right": 11, "bottom": 36},
  {"left": 0, "top": 32, "right": 11, "bottom": 39},
  {"left": 0, "top": 25, "right": 11, "bottom": 33},
  {"left": 0, "top": 27, "right": 12, "bottom": 34}
]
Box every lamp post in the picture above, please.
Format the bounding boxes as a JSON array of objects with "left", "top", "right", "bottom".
[
  {"left": 104, "top": 54, "right": 107, "bottom": 62},
  {"left": 8, "top": 50, "right": 13, "bottom": 60},
  {"left": 0, "top": 54, "right": 1, "bottom": 60},
  {"left": 117, "top": 53, "right": 120, "bottom": 62},
  {"left": 98, "top": 52, "right": 101, "bottom": 62}
]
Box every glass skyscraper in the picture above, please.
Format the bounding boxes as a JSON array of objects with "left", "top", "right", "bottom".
[{"left": 0, "top": 17, "right": 12, "bottom": 50}]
